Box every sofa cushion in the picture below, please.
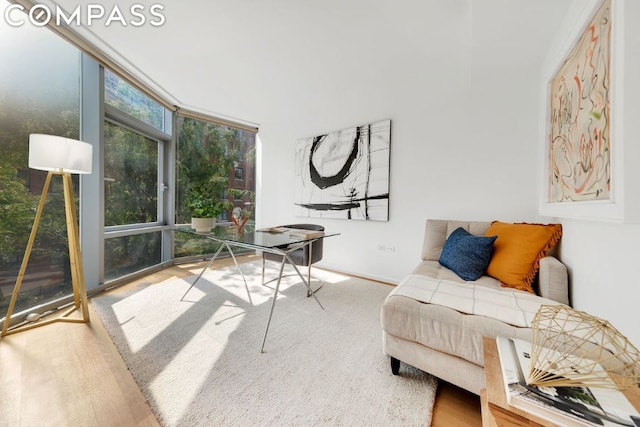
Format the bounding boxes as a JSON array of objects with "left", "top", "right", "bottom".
[
  {"left": 439, "top": 227, "right": 497, "bottom": 281},
  {"left": 390, "top": 273, "right": 563, "bottom": 328},
  {"left": 484, "top": 221, "right": 563, "bottom": 293}
]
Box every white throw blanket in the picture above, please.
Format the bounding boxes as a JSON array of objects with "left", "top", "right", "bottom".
[{"left": 390, "top": 274, "right": 563, "bottom": 328}]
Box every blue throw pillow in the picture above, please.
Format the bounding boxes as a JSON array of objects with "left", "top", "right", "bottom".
[{"left": 439, "top": 227, "right": 497, "bottom": 281}]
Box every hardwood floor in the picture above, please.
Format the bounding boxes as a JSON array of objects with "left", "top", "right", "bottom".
[
  {"left": 0, "top": 256, "right": 481, "bottom": 426},
  {"left": 432, "top": 382, "right": 482, "bottom": 427}
]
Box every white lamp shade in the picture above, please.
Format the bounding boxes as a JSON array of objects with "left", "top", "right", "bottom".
[{"left": 29, "top": 134, "right": 93, "bottom": 174}]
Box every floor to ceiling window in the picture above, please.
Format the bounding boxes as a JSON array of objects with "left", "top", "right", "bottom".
[
  {"left": 175, "top": 116, "right": 256, "bottom": 258},
  {"left": 0, "top": 3, "right": 258, "bottom": 326},
  {"left": 103, "top": 70, "right": 171, "bottom": 281},
  {"left": 0, "top": 10, "right": 81, "bottom": 316}
]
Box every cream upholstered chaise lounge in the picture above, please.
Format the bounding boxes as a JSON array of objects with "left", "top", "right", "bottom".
[{"left": 380, "top": 219, "right": 569, "bottom": 395}]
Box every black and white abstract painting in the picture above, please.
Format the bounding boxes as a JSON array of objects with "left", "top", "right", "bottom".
[{"left": 294, "top": 119, "right": 390, "bottom": 221}]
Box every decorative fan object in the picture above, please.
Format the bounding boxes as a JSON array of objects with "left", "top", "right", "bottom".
[{"left": 527, "top": 304, "right": 640, "bottom": 390}]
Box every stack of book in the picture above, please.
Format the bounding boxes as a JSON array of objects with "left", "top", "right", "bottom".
[
  {"left": 257, "top": 227, "right": 288, "bottom": 234},
  {"left": 495, "top": 336, "right": 640, "bottom": 426},
  {"left": 286, "top": 228, "right": 324, "bottom": 239}
]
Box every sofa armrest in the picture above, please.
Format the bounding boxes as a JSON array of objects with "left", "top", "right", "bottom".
[{"left": 538, "top": 256, "right": 569, "bottom": 305}]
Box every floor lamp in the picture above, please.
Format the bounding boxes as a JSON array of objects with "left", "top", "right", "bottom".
[{"left": 1, "top": 134, "right": 93, "bottom": 337}]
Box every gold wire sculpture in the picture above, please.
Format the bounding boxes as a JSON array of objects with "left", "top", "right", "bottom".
[{"left": 527, "top": 305, "right": 640, "bottom": 390}]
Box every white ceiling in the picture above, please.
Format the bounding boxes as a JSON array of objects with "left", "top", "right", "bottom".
[{"left": 50, "top": 0, "right": 573, "bottom": 127}]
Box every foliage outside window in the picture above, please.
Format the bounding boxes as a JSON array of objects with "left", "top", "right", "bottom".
[
  {"left": 104, "top": 232, "right": 161, "bottom": 281},
  {"left": 0, "top": 15, "right": 80, "bottom": 315},
  {"left": 175, "top": 117, "right": 256, "bottom": 258},
  {"left": 104, "top": 121, "right": 159, "bottom": 226}
]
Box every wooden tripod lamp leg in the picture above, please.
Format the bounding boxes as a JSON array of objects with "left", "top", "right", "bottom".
[
  {"left": 61, "top": 172, "right": 89, "bottom": 322},
  {"left": 1, "top": 171, "right": 90, "bottom": 337}
]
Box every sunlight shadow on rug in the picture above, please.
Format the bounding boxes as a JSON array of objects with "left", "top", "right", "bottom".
[{"left": 92, "top": 261, "right": 438, "bottom": 426}]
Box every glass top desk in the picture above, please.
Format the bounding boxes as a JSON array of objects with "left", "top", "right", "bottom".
[{"left": 174, "top": 225, "right": 339, "bottom": 352}]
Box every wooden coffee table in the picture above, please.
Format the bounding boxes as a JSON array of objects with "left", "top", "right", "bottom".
[{"left": 480, "top": 336, "right": 640, "bottom": 427}]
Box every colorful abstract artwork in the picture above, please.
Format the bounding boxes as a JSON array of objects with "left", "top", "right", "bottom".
[
  {"left": 294, "top": 119, "right": 390, "bottom": 221},
  {"left": 548, "top": 0, "right": 611, "bottom": 203}
]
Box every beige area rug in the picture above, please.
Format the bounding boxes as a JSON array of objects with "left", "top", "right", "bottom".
[{"left": 92, "top": 261, "right": 437, "bottom": 426}]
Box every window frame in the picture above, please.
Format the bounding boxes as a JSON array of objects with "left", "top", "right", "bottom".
[
  {"left": 101, "top": 91, "right": 173, "bottom": 282},
  {"left": 103, "top": 114, "right": 165, "bottom": 230}
]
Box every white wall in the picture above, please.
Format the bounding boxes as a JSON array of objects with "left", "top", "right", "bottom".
[
  {"left": 256, "top": 0, "right": 562, "bottom": 281},
  {"left": 560, "top": 221, "right": 640, "bottom": 346},
  {"left": 256, "top": 0, "right": 640, "bottom": 347},
  {"left": 541, "top": 0, "right": 640, "bottom": 347},
  {"left": 257, "top": 0, "right": 474, "bottom": 283}
]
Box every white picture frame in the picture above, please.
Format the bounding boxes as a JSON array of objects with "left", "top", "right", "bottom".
[{"left": 538, "top": 0, "right": 636, "bottom": 222}]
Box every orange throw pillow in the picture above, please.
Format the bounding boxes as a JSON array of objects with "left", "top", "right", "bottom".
[{"left": 484, "top": 221, "right": 562, "bottom": 293}]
